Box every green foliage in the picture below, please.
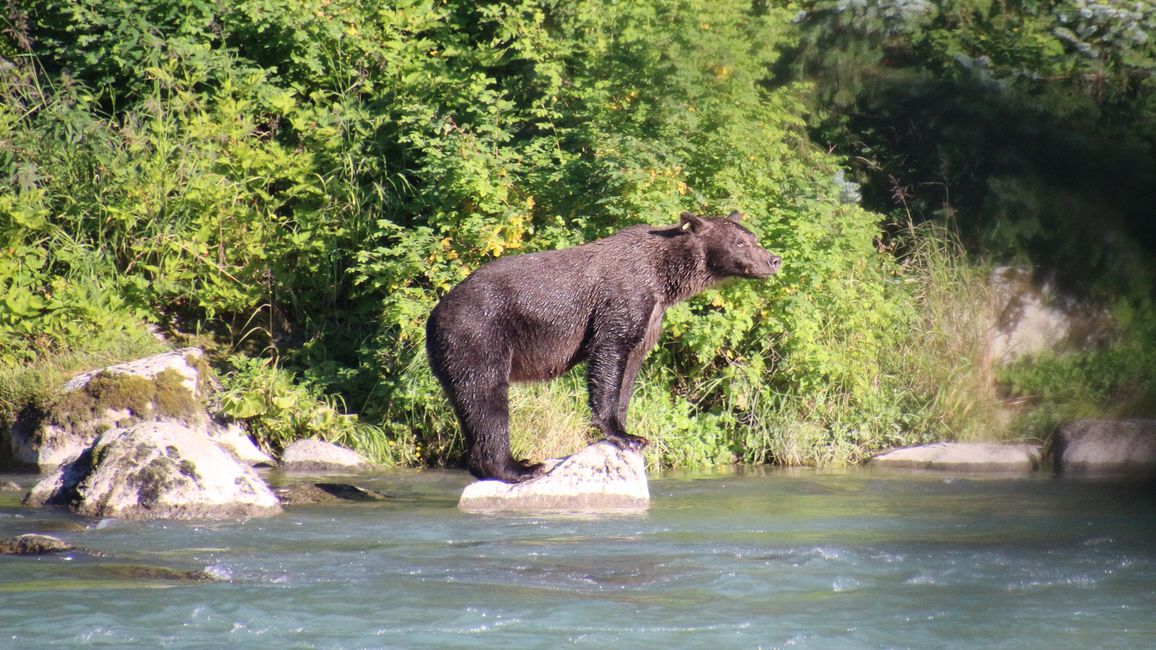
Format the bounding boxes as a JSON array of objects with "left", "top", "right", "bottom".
[
  {"left": 349, "top": 0, "right": 921, "bottom": 467},
  {"left": 216, "top": 355, "right": 417, "bottom": 464},
  {"left": 5, "top": 0, "right": 1097, "bottom": 470},
  {"left": 786, "top": 0, "right": 1156, "bottom": 443},
  {"left": 999, "top": 298, "right": 1156, "bottom": 435}
]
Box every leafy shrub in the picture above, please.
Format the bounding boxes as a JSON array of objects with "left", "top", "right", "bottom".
[{"left": 216, "top": 355, "right": 417, "bottom": 464}]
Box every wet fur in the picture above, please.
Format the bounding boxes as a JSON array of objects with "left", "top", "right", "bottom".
[{"left": 426, "top": 212, "right": 781, "bottom": 483}]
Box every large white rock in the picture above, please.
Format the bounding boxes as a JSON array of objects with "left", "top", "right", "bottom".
[
  {"left": 869, "top": 442, "right": 1041, "bottom": 473},
  {"left": 989, "top": 267, "right": 1071, "bottom": 363},
  {"left": 1052, "top": 420, "right": 1156, "bottom": 476},
  {"left": 25, "top": 421, "right": 281, "bottom": 520},
  {"left": 459, "top": 441, "right": 650, "bottom": 513},
  {"left": 988, "top": 267, "right": 1111, "bottom": 364},
  {"left": 280, "top": 438, "right": 374, "bottom": 473}
]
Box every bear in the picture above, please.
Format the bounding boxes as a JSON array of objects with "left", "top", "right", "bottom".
[{"left": 425, "top": 211, "right": 781, "bottom": 483}]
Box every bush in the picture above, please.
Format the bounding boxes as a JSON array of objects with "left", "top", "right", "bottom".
[{"left": 216, "top": 355, "right": 417, "bottom": 464}]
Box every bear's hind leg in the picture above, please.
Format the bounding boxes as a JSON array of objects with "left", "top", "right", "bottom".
[{"left": 455, "top": 379, "right": 545, "bottom": 483}]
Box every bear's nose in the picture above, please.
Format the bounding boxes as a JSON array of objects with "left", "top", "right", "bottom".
[{"left": 769, "top": 255, "right": 781, "bottom": 271}]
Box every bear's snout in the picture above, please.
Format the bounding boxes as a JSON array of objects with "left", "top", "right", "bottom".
[{"left": 748, "top": 251, "right": 781, "bottom": 278}]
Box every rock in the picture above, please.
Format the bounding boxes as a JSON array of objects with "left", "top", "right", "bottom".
[
  {"left": 95, "top": 564, "right": 216, "bottom": 582},
  {"left": 6, "top": 348, "right": 213, "bottom": 470},
  {"left": 1, "top": 480, "right": 22, "bottom": 491},
  {"left": 61, "top": 348, "right": 208, "bottom": 397},
  {"left": 459, "top": 441, "right": 649, "bottom": 513},
  {"left": 209, "top": 421, "right": 275, "bottom": 467},
  {"left": 4, "top": 348, "right": 275, "bottom": 472},
  {"left": 0, "top": 533, "right": 75, "bottom": 555},
  {"left": 869, "top": 442, "right": 1041, "bottom": 473},
  {"left": 988, "top": 267, "right": 1111, "bottom": 364},
  {"left": 1052, "top": 419, "right": 1156, "bottom": 476},
  {"left": 280, "top": 438, "right": 374, "bottom": 473},
  {"left": 25, "top": 421, "right": 281, "bottom": 520},
  {"left": 276, "top": 482, "right": 387, "bottom": 506}
]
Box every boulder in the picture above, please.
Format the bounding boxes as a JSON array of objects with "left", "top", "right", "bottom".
[
  {"left": 459, "top": 441, "right": 649, "bottom": 513},
  {"left": 4, "top": 348, "right": 273, "bottom": 471},
  {"left": 868, "top": 442, "right": 1041, "bottom": 473},
  {"left": 1052, "top": 419, "right": 1156, "bottom": 476},
  {"left": 280, "top": 438, "right": 374, "bottom": 473},
  {"left": 61, "top": 348, "right": 208, "bottom": 397},
  {"left": 988, "top": 267, "right": 1111, "bottom": 364},
  {"left": 7, "top": 349, "right": 208, "bottom": 470},
  {"left": 0, "top": 534, "right": 75, "bottom": 555},
  {"left": 25, "top": 421, "right": 281, "bottom": 520}
]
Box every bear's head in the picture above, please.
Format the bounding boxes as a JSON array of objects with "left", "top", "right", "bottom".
[{"left": 679, "top": 211, "right": 781, "bottom": 279}]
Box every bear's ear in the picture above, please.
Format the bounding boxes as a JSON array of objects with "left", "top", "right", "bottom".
[
  {"left": 727, "top": 210, "right": 743, "bottom": 223},
  {"left": 680, "top": 211, "right": 708, "bottom": 233}
]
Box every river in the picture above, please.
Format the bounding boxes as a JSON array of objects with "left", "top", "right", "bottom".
[{"left": 2, "top": 468, "right": 1154, "bottom": 648}]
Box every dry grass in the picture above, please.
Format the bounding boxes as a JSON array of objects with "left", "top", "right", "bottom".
[
  {"left": 889, "top": 222, "right": 1007, "bottom": 442},
  {"left": 507, "top": 373, "right": 593, "bottom": 463}
]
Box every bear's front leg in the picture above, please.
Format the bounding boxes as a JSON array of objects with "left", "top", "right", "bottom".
[{"left": 586, "top": 342, "right": 650, "bottom": 452}]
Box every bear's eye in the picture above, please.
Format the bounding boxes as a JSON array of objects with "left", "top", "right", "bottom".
[{"left": 736, "top": 241, "right": 746, "bottom": 248}]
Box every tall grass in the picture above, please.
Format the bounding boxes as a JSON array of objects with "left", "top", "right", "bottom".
[
  {"left": 887, "top": 222, "right": 1006, "bottom": 442},
  {"left": 508, "top": 372, "right": 591, "bottom": 463},
  {"left": 0, "top": 326, "right": 167, "bottom": 433}
]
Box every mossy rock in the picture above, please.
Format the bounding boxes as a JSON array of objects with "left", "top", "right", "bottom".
[
  {"left": 6, "top": 349, "right": 214, "bottom": 470},
  {"left": 0, "top": 534, "right": 75, "bottom": 555},
  {"left": 25, "top": 421, "right": 281, "bottom": 520},
  {"left": 17, "top": 368, "right": 204, "bottom": 454}
]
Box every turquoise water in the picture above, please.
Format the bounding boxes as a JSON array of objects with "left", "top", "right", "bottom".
[{"left": 2, "top": 468, "right": 1154, "bottom": 648}]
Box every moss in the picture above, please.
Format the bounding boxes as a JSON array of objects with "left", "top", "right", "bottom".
[
  {"left": 46, "top": 387, "right": 100, "bottom": 431},
  {"left": 182, "top": 351, "right": 216, "bottom": 400},
  {"left": 130, "top": 451, "right": 180, "bottom": 510},
  {"left": 153, "top": 369, "right": 198, "bottom": 420},
  {"left": 37, "top": 371, "right": 159, "bottom": 434},
  {"left": 178, "top": 459, "right": 199, "bottom": 480},
  {"left": 85, "top": 372, "right": 156, "bottom": 417}
]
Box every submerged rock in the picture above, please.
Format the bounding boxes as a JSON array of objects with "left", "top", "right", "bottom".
[
  {"left": 280, "top": 438, "right": 374, "bottom": 473},
  {"left": 459, "top": 441, "right": 649, "bottom": 513},
  {"left": 1052, "top": 420, "right": 1156, "bottom": 476},
  {"left": 0, "top": 533, "right": 75, "bottom": 555},
  {"left": 93, "top": 563, "right": 216, "bottom": 582},
  {"left": 868, "top": 442, "right": 1041, "bottom": 473},
  {"left": 276, "top": 482, "right": 387, "bottom": 506},
  {"left": 25, "top": 421, "right": 281, "bottom": 520}
]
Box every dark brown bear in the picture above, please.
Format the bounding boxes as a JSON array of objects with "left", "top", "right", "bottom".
[{"left": 426, "top": 211, "right": 781, "bottom": 483}]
